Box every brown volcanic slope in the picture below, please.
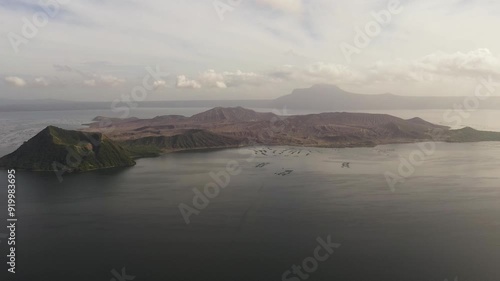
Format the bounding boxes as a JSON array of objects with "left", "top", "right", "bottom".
[
  {"left": 83, "top": 107, "right": 454, "bottom": 151},
  {"left": 190, "top": 106, "right": 276, "bottom": 123}
]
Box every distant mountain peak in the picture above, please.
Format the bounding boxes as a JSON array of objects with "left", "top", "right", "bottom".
[
  {"left": 190, "top": 107, "right": 276, "bottom": 122},
  {"left": 272, "top": 85, "right": 409, "bottom": 110},
  {"left": 310, "top": 84, "right": 344, "bottom": 90}
]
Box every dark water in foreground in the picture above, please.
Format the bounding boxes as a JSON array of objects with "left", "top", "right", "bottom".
[{"left": 1, "top": 143, "right": 500, "bottom": 281}]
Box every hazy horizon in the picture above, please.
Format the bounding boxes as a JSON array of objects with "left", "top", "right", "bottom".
[{"left": 1, "top": 83, "right": 490, "bottom": 103}]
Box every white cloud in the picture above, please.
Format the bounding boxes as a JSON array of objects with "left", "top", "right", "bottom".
[
  {"left": 100, "top": 75, "right": 125, "bottom": 86},
  {"left": 3, "top": 1, "right": 500, "bottom": 99},
  {"left": 199, "top": 70, "right": 227, "bottom": 88},
  {"left": 416, "top": 48, "right": 500, "bottom": 77},
  {"left": 215, "top": 81, "right": 227, "bottom": 88},
  {"left": 222, "top": 70, "right": 263, "bottom": 87},
  {"left": 270, "top": 63, "right": 364, "bottom": 85},
  {"left": 4, "top": 76, "right": 27, "bottom": 87},
  {"left": 177, "top": 70, "right": 268, "bottom": 89},
  {"left": 33, "top": 77, "right": 50, "bottom": 86},
  {"left": 176, "top": 75, "right": 201, "bottom": 89},
  {"left": 153, "top": 80, "right": 168, "bottom": 88},
  {"left": 5, "top": 76, "right": 57, "bottom": 88},
  {"left": 83, "top": 75, "right": 125, "bottom": 87},
  {"left": 304, "top": 62, "right": 364, "bottom": 83},
  {"left": 367, "top": 48, "right": 500, "bottom": 82},
  {"left": 84, "top": 79, "right": 97, "bottom": 87}
]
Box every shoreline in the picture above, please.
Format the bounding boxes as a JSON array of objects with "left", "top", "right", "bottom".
[{"left": 4, "top": 138, "right": 500, "bottom": 174}]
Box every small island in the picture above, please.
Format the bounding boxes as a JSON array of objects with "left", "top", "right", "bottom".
[
  {"left": 2, "top": 107, "right": 500, "bottom": 173},
  {"left": 0, "top": 126, "right": 135, "bottom": 172}
]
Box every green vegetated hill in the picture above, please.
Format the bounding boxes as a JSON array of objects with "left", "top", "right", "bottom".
[
  {"left": 0, "top": 126, "right": 136, "bottom": 172},
  {"left": 121, "top": 129, "right": 242, "bottom": 156}
]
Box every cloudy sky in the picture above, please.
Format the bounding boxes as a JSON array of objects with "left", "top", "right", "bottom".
[{"left": 1, "top": 0, "right": 500, "bottom": 101}]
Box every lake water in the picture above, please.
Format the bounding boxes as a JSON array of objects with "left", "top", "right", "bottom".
[{"left": 0, "top": 108, "right": 500, "bottom": 281}]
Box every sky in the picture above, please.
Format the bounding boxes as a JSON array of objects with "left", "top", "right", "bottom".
[{"left": 1, "top": 0, "right": 500, "bottom": 101}]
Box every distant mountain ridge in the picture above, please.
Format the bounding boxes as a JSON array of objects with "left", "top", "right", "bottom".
[
  {"left": 83, "top": 107, "right": 499, "bottom": 150},
  {"left": 271, "top": 84, "right": 494, "bottom": 110},
  {"left": 3, "top": 84, "right": 500, "bottom": 112}
]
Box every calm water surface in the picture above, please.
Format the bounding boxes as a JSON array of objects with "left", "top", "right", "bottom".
[{"left": 0, "top": 143, "right": 499, "bottom": 281}]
